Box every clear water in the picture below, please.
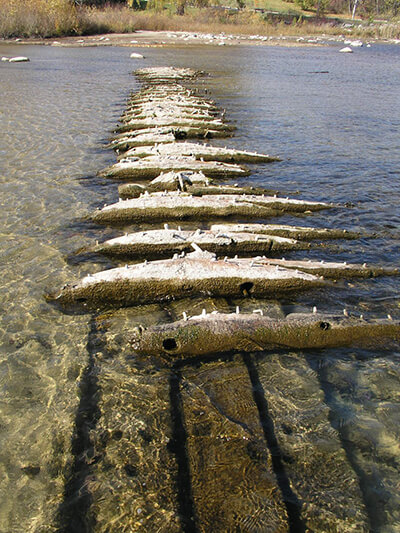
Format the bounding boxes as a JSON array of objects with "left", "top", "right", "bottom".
[{"left": 0, "top": 42, "right": 399, "bottom": 532}]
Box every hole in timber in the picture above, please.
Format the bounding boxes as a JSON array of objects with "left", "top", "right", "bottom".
[
  {"left": 163, "top": 337, "right": 178, "bottom": 351},
  {"left": 319, "top": 321, "right": 331, "bottom": 330},
  {"left": 240, "top": 282, "right": 254, "bottom": 296}
]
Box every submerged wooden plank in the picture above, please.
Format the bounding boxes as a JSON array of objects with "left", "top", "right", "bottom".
[
  {"left": 93, "top": 227, "right": 310, "bottom": 258},
  {"left": 87, "top": 306, "right": 181, "bottom": 533},
  {"left": 255, "top": 352, "right": 369, "bottom": 531},
  {"left": 128, "top": 311, "right": 400, "bottom": 357},
  {"left": 180, "top": 358, "right": 290, "bottom": 532},
  {"left": 51, "top": 250, "right": 324, "bottom": 309},
  {"left": 211, "top": 223, "right": 360, "bottom": 241}
]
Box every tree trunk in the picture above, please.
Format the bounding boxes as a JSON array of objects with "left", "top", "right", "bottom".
[{"left": 351, "top": 0, "right": 359, "bottom": 18}]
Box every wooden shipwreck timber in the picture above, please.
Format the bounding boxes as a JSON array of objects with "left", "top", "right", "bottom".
[
  {"left": 118, "top": 171, "right": 276, "bottom": 198},
  {"left": 56, "top": 249, "right": 398, "bottom": 309},
  {"left": 49, "top": 65, "right": 399, "bottom": 533},
  {"left": 118, "top": 141, "right": 281, "bottom": 164},
  {"left": 128, "top": 311, "right": 400, "bottom": 357},
  {"left": 53, "top": 249, "right": 325, "bottom": 309},
  {"left": 55, "top": 64, "right": 399, "bottom": 345},
  {"left": 110, "top": 126, "right": 233, "bottom": 152},
  {"left": 91, "top": 191, "right": 332, "bottom": 224},
  {"left": 93, "top": 227, "right": 311, "bottom": 258},
  {"left": 99, "top": 156, "right": 250, "bottom": 180},
  {"left": 211, "top": 222, "right": 360, "bottom": 240}
]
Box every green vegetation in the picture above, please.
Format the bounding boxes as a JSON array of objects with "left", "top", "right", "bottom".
[{"left": 0, "top": 0, "right": 399, "bottom": 39}]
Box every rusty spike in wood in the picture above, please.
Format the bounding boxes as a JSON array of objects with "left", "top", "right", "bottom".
[{"left": 128, "top": 312, "right": 400, "bottom": 357}]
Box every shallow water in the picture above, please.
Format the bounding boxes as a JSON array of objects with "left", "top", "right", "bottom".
[{"left": 0, "top": 42, "right": 399, "bottom": 532}]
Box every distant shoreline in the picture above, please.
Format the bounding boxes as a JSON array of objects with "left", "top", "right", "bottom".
[{"left": 1, "top": 29, "right": 398, "bottom": 49}]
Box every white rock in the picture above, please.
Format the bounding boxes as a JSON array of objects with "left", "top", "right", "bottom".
[
  {"left": 9, "top": 56, "right": 30, "bottom": 62},
  {"left": 130, "top": 52, "right": 144, "bottom": 59},
  {"left": 1, "top": 57, "right": 9, "bottom": 61},
  {"left": 339, "top": 47, "right": 353, "bottom": 53},
  {"left": 350, "top": 40, "right": 363, "bottom": 47}
]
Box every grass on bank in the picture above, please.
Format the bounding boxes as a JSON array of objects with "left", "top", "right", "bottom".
[{"left": 0, "top": 0, "right": 399, "bottom": 40}]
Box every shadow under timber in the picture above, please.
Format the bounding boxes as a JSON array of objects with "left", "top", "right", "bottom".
[
  {"left": 242, "top": 352, "right": 306, "bottom": 533},
  {"left": 57, "top": 316, "right": 102, "bottom": 533}
]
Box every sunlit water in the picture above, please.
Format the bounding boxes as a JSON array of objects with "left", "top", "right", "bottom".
[{"left": 0, "top": 42, "right": 399, "bottom": 532}]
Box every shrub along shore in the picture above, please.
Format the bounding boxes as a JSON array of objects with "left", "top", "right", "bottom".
[{"left": 0, "top": 0, "right": 400, "bottom": 41}]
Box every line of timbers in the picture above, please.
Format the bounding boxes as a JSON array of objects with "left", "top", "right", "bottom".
[{"left": 51, "top": 66, "right": 400, "bottom": 354}]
